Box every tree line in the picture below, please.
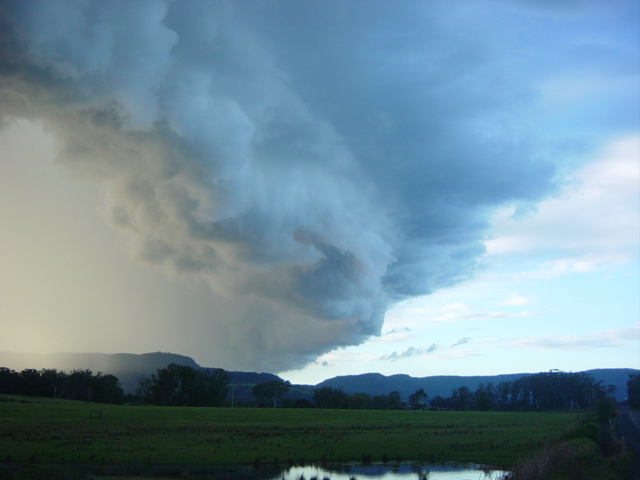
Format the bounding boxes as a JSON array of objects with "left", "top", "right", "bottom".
[
  {"left": 235, "top": 371, "right": 621, "bottom": 411},
  {"left": 1, "top": 365, "right": 633, "bottom": 412},
  {"left": 311, "top": 372, "right": 617, "bottom": 411},
  {"left": 136, "top": 363, "right": 230, "bottom": 407},
  {"left": 429, "top": 371, "right": 616, "bottom": 411},
  {"left": 0, "top": 367, "right": 124, "bottom": 404}
]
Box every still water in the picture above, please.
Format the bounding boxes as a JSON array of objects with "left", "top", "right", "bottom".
[{"left": 264, "top": 463, "right": 507, "bottom": 480}]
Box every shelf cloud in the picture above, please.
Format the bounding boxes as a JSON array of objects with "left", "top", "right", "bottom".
[{"left": 0, "top": 0, "right": 635, "bottom": 371}]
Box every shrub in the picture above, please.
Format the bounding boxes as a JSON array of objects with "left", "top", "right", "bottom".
[
  {"left": 505, "top": 441, "right": 606, "bottom": 480},
  {"left": 596, "top": 398, "right": 617, "bottom": 423}
]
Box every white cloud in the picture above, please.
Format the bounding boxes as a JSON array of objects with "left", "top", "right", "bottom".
[
  {"left": 375, "top": 327, "right": 415, "bottom": 344},
  {"left": 312, "top": 350, "right": 378, "bottom": 366},
  {"left": 486, "top": 135, "right": 640, "bottom": 268},
  {"left": 492, "top": 324, "right": 640, "bottom": 351},
  {"left": 379, "top": 344, "right": 437, "bottom": 361},
  {"left": 399, "top": 301, "right": 540, "bottom": 323},
  {"left": 452, "top": 337, "right": 471, "bottom": 348},
  {"left": 503, "top": 295, "right": 537, "bottom": 306}
]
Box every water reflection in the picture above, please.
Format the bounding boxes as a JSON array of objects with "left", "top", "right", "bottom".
[{"left": 266, "top": 463, "right": 507, "bottom": 480}]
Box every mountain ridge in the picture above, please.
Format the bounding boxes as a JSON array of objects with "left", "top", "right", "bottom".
[
  {"left": 314, "top": 369, "right": 638, "bottom": 403},
  {"left": 0, "top": 351, "right": 635, "bottom": 402},
  {"left": 0, "top": 351, "right": 284, "bottom": 394}
]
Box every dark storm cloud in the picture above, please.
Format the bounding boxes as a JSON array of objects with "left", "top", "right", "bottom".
[{"left": 0, "top": 0, "right": 636, "bottom": 371}]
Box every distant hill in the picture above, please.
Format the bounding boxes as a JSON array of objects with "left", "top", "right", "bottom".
[
  {"left": 316, "top": 372, "right": 521, "bottom": 399},
  {"left": 584, "top": 368, "right": 639, "bottom": 402},
  {"left": 222, "top": 370, "right": 282, "bottom": 384},
  {"left": 315, "top": 368, "right": 639, "bottom": 403},
  {"left": 1, "top": 351, "right": 635, "bottom": 403},
  {"left": 0, "top": 351, "right": 283, "bottom": 395},
  {"left": 0, "top": 351, "right": 200, "bottom": 393}
]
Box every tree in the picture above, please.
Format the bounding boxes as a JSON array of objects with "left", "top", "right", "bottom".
[
  {"left": 67, "top": 369, "right": 95, "bottom": 402},
  {"left": 371, "top": 394, "right": 390, "bottom": 410},
  {"left": 628, "top": 373, "right": 640, "bottom": 409},
  {"left": 89, "top": 373, "right": 124, "bottom": 404},
  {"left": 196, "top": 368, "right": 231, "bottom": 407},
  {"left": 450, "top": 386, "right": 473, "bottom": 410},
  {"left": 408, "top": 388, "right": 428, "bottom": 410},
  {"left": 252, "top": 380, "right": 290, "bottom": 408},
  {"left": 18, "top": 369, "right": 47, "bottom": 397},
  {"left": 495, "top": 381, "right": 512, "bottom": 410},
  {"left": 387, "top": 391, "right": 403, "bottom": 410},
  {"left": 429, "top": 395, "right": 448, "bottom": 410},
  {"left": 370, "top": 391, "right": 403, "bottom": 410},
  {"left": 138, "top": 364, "right": 230, "bottom": 407},
  {"left": 0, "top": 368, "right": 124, "bottom": 404},
  {"left": 474, "top": 383, "right": 495, "bottom": 411},
  {"left": 136, "top": 375, "right": 153, "bottom": 401},
  {"left": 491, "top": 372, "right": 612, "bottom": 411},
  {"left": 0, "top": 368, "right": 18, "bottom": 395},
  {"left": 596, "top": 398, "right": 617, "bottom": 423},
  {"left": 39, "top": 369, "right": 66, "bottom": 399},
  {"left": 148, "top": 363, "right": 194, "bottom": 406},
  {"left": 313, "top": 387, "right": 348, "bottom": 409}
]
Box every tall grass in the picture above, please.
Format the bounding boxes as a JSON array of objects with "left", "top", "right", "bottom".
[
  {"left": 505, "top": 441, "right": 604, "bottom": 480},
  {"left": 504, "top": 415, "right": 629, "bottom": 480}
]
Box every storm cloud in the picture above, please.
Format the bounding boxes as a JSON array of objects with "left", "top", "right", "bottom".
[{"left": 0, "top": 0, "right": 635, "bottom": 371}]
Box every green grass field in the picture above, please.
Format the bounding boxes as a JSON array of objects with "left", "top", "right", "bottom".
[{"left": 0, "top": 395, "right": 581, "bottom": 469}]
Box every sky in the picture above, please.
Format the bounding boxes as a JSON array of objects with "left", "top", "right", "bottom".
[{"left": 0, "top": 0, "right": 638, "bottom": 384}]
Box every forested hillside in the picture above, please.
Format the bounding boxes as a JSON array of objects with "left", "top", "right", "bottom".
[{"left": 315, "top": 369, "right": 637, "bottom": 403}]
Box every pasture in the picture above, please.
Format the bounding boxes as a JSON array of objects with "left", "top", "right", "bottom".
[{"left": 0, "top": 395, "right": 580, "bottom": 469}]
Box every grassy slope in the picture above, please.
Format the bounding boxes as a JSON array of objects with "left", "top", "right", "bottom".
[{"left": 0, "top": 395, "right": 580, "bottom": 468}]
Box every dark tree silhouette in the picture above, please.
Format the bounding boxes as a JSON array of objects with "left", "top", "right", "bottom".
[
  {"left": 387, "top": 391, "right": 402, "bottom": 410},
  {"left": 429, "top": 395, "right": 448, "bottom": 410},
  {"left": 408, "top": 388, "right": 428, "bottom": 410},
  {"left": 450, "top": 386, "right": 474, "bottom": 410},
  {"left": 313, "top": 386, "right": 348, "bottom": 409},
  {"left": 628, "top": 373, "right": 640, "bottom": 409},
  {"left": 138, "top": 364, "right": 230, "bottom": 407},
  {"left": 0, "top": 367, "right": 124, "bottom": 404},
  {"left": 252, "top": 380, "right": 290, "bottom": 408},
  {"left": 435, "top": 371, "right": 616, "bottom": 411},
  {"left": 68, "top": 369, "right": 95, "bottom": 402},
  {"left": 474, "top": 383, "right": 495, "bottom": 411},
  {"left": 369, "top": 391, "right": 404, "bottom": 410}
]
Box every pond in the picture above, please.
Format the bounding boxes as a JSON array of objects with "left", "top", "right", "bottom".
[
  {"left": 261, "top": 463, "right": 507, "bottom": 480},
  {"left": 65, "top": 461, "right": 508, "bottom": 479}
]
